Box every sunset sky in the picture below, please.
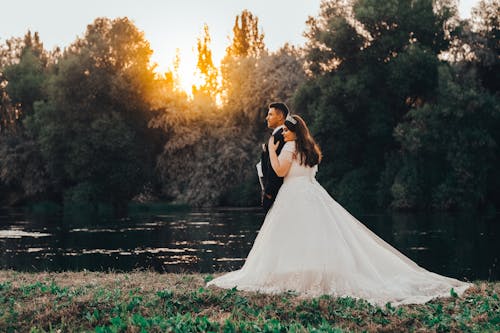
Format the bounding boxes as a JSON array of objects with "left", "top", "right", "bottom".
[{"left": 2, "top": 0, "right": 480, "bottom": 91}]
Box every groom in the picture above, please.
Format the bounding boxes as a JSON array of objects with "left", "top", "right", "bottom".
[{"left": 257, "top": 102, "right": 289, "bottom": 212}]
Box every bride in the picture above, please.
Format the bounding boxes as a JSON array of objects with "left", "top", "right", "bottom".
[{"left": 207, "top": 114, "right": 471, "bottom": 305}]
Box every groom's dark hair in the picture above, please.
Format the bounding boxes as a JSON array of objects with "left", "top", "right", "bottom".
[{"left": 269, "top": 102, "right": 289, "bottom": 117}]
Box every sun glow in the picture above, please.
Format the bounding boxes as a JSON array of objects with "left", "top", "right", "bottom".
[{"left": 152, "top": 47, "right": 207, "bottom": 96}]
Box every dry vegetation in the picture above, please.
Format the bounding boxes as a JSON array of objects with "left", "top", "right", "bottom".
[{"left": 0, "top": 270, "right": 498, "bottom": 332}]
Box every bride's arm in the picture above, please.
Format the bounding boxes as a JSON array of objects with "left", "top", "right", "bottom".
[{"left": 268, "top": 137, "right": 293, "bottom": 177}]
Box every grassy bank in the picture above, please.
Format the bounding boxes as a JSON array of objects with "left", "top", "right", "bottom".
[{"left": 0, "top": 270, "right": 498, "bottom": 332}]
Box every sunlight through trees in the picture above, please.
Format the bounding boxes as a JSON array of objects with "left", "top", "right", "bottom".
[{"left": 1, "top": 1, "right": 499, "bottom": 212}]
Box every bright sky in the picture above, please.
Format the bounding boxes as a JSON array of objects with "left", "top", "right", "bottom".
[{"left": 1, "top": 0, "right": 480, "bottom": 91}]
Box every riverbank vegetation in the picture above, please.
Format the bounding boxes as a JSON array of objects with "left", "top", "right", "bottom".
[{"left": 0, "top": 270, "right": 498, "bottom": 332}]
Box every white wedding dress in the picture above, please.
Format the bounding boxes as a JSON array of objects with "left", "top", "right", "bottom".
[{"left": 207, "top": 142, "right": 471, "bottom": 305}]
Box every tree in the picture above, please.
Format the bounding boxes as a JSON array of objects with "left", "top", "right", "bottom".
[
  {"left": 222, "top": 45, "right": 306, "bottom": 133},
  {"left": 448, "top": 0, "right": 499, "bottom": 94},
  {"left": 226, "top": 10, "right": 265, "bottom": 58},
  {"left": 22, "top": 17, "right": 161, "bottom": 210},
  {"left": 216, "top": 11, "right": 307, "bottom": 206},
  {"left": 295, "top": 0, "right": 456, "bottom": 210},
  {"left": 152, "top": 12, "right": 306, "bottom": 207},
  {"left": 0, "top": 90, "right": 17, "bottom": 135},
  {"left": 3, "top": 46, "right": 47, "bottom": 117},
  {"left": 470, "top": 0, "right": 499, "bottom": 93},
  {"left": 220, "top": 9, "right": 267, "bottom": 113},
  {"left": 0, "top": 31, "right": 52, "bottom": 204},
  {"left": 192, "top": 24, "right": 219, "bottom": 105},
  {"left": 218, "top": 46, "right": 306, "bottom": 206},
  {"left": 386, "top": 0, "right": 500, "bottom": 210},
  {"left": 393, "top": 64, "right": 500, "bottom": 210},
  {"left": 0, "top": 31, "right": 49, "bottom": 133},
  {"left": 152, "top": 104, "right": 254, "bottom": 206}
]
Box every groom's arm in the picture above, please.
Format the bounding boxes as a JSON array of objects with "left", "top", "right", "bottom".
[
  {"left": 262, "top": 130, "right": 286, "bottom": 196},
  {"left": 274, "top": 131, "right": 286, "bottom": 155}
]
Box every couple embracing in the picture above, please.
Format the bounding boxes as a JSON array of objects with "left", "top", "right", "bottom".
[{"left": 208, "top": 103, "right": 470, "bottom": 306}]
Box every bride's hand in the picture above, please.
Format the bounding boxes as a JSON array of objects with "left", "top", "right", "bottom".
[{"left": 268, "top": 136, "right": 279, "bottom": 152}]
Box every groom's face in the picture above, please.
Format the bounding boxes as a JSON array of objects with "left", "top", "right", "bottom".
[{"left": 266, "top": 108, "right": 283, "bottom": 129}]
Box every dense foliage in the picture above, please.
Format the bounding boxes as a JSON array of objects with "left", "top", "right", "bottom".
[
  {"left": 295, "top": 0, "right": 499, "bottom": 211},
  {"left": 0, "top": 0, "right": 498, "bottom": 213}
]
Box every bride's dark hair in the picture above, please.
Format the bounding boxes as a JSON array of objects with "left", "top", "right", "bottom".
[{"left": 285, "top": 115, "right": 322, "bottom": 167}]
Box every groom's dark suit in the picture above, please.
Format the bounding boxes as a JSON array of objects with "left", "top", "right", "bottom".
[{"left": 260, "top": 127, "right": 286, "bottom": 212}]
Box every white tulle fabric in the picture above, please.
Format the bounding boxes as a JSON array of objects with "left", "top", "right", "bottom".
[{"left": 207, "top": 142, "right": 471, "bottom": 305}]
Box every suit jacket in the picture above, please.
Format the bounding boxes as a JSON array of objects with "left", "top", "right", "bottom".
[{"left": 260, "top": 127, "right": 286, "bottom": 211}]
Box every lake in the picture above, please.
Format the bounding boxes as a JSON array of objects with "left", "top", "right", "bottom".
[{"left": 0, "top": 205, "right": 498, "bottom": 281}]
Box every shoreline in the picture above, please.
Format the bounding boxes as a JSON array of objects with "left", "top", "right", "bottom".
[{"left": 0, "top": 270, "right": 498, "bottom": 332}]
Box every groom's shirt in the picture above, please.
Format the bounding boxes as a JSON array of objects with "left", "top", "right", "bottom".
[{"left": 272, "top": 125, "right": 285, "bottom": 136}]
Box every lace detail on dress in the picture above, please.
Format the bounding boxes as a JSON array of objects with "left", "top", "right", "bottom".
[{"left": 278, "top": 141, "right": 296, "bottom": 163}]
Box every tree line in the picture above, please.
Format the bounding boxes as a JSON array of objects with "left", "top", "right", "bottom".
[{"left": 0, "top": 0, "right": 498, "bottom": 213}]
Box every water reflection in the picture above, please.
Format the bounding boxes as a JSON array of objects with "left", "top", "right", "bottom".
[
  {"left": 0, "top": 229, "right": 51, "bottom": 238},
  {"left": 0, "top": 206, "right": 498, "bottom": 281}
]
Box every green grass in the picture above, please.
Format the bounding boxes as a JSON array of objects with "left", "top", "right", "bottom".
[{"left": 0, "top": 270, "right": 498, "bottom": 332}]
